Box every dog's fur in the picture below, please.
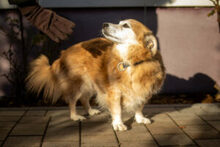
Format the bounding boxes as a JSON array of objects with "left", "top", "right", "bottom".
[{"left": 26, "top": 19, "right": 165, "bottom": 131}]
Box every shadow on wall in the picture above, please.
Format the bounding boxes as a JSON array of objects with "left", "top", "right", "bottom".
[
  {"left": 161, "top": 73, "right": 218, "bottom": 94},
  {"left": 0, "top": 10, "right": 61, "bottom": 105}
]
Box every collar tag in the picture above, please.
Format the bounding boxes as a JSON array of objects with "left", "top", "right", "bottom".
[{"left": 117, "top": 62, "right": 130, "bottom": 71}]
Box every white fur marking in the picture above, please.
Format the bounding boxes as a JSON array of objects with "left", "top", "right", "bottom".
[
  {"left": 88, "top": 108, "right": 101, "bottom": 116},
  {"left": 112, "top": 115, "right": 127, "bottom": 131},
  {"left": 115, "top": 44, "right": 130, "bottom": 59},
  {"left": 70, "top": 114, "right": 86, "bottom": 121},
  {"left": 135, "top": 113, "right": 151, "bottom": 124}
]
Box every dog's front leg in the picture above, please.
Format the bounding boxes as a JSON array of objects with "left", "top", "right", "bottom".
[
  {"left": 107, "top": 91, "right": 127, "bottom": 131},
  {"left": 135, "top": 104, "right": 151, "bottom": 124}
]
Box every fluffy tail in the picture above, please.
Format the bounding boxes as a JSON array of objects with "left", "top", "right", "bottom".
[{"left": 26, "top": 55, "right": 61, "bottom": 103}]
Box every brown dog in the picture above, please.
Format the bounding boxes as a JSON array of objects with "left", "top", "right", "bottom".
[{"left": 26, "top": 19, "right": 165, "bottom": 131}]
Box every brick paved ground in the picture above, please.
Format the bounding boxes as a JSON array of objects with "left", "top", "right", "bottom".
[{"left": 0, "top": 104, "right": 220, "bottom": 147}]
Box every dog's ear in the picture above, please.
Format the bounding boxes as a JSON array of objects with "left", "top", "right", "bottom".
[{"left": 144, "top": 33, "right": 157, "bottom": 56}]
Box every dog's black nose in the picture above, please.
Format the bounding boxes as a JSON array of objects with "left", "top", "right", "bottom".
[{"left": 103, "top": 23, "right": 109, "bottom": 28}]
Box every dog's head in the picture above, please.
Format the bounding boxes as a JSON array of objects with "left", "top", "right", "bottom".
[{"left": 102, "top": 19, "right": 157, "bottom": 55}]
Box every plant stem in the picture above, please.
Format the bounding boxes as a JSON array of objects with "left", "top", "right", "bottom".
[
  {"left": 18, "top": 9, "right": 27, "bottom": 73},
  {"left": 217, "top": 0, "right": 220, "bottom": 32}
]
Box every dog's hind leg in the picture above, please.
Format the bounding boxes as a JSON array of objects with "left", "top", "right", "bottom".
[
  {"left": 79, "top": 94, "right": 101, "bottom": 116},
  {"left": 69, "top": 93, "right": 86, "bottom": 121}
]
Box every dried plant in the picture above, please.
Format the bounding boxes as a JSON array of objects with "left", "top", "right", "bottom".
[
  {"left": 208, "top": 0, "right": 220, "bottom": 32},
  {"left": 0, "top": 12, "right": 59, "bottom": 106}
]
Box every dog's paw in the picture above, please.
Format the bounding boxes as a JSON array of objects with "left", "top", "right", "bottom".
[
  {"left": 135, "top": 115, "right": 151, "bottom": 124},
  {"left": 70, "top": 114, "right": 86, "bottom": 121},
  {"left": 112, "top": 122, "right": 127, "bottom": 131},
  {"left": 88, "top": 108, "right": 101, "bottom": 116}
]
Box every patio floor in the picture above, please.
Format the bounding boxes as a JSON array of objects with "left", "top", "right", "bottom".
[{"left": 0, "top": 104, "right": 220, "bottom": 147}]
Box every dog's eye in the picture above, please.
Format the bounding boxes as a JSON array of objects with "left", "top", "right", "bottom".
[{"left": 122, "top": 23, "right": 130, "bottom": 28}]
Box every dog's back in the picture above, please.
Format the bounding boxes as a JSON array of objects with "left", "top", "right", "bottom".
[{"left": 26, "top": 38, "right": 113, "bottom": 104}]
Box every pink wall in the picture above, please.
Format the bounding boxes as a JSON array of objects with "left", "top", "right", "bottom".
[{"left": 157, "top": 8, "right": 220, "bottom": 93}]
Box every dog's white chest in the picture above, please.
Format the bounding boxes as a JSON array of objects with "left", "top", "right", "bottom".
[{"left": 116, "top": 44, "right": 129, "bottom": 59}]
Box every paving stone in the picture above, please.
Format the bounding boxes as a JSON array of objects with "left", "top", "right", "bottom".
[
  {"left": 0, "top": 122, "right": 16, "bottom": 128},
  {"left": 181, "top": 109, "right": 208, "bottom": 115},
  {"left": 0, "top": 122, "right": 15, "bottom": 140},
  {"left": 174, "top": 105, "right": 207, "bottom": 115},
  {"left": 0, "top": 116, "right": 21, "bottom": 122},
  {"left": 0, "top": 111, "right": 25, "bottom": 116},
  {"left": 198, "top": 114, "right": 220, "bottom": 121},
  {"left": 11, "top": 123, "right": 47, "bottom": 135},
  {"left": 46, "top": 110, "right": 70, "bottom": 117},
  {"left": 81, "top": 143, "right": 117, "bottom": 147},
  {"left": 82, "top": 134, "right": 117, "bottom": 144},
  {"left": 117, "top": 130, "right": 153, "bottom": 142},
  {"left": 45, "top": 126, "right": 79, "bottom": 142},
  {"left": 187, "top": 104, "right": 210, "bottom": 114},
  {"left": 200, "top": 104, "right": 220, "bottom": 113},
  {"left": 147, "top": 121, "right": 183, "bottom": 135},
  {"left": 83, "top": 111, "right": 110, "bottom": 124},
  {"left": 82, "top": 123, "right": 114, "bottom": 136},
  {"left": 168, "top": 111, "right": 196, "bottom": 118},
  {"left": 195, "top": 139, "right": 220, "bottom": 147},
  {"left": 25, "top": 110, "right": 46, "bottom": 116},
  {"left": 42, "top": 142, "right": 79, "bottom": 147},
  {"left": 163, "top": 145, "right": 197, "bottom": 147},
  {"left": 183, "top": 125, "right": 220, "bottom": 139},
  {"left": 3, "top": 136, "right": 42, "bottom": 147},
  {"left": 208, "top": 121, "right": 220, "bottom": 131},
  {"left": 120, "top": 140, "right": 158, "bottom": 147},
  {"left": 47, "top": 109, "right": 80, "bottom": 127},
  {"left": 20, "top": 116, "right": 49, "bottom": 124},
  {"left": 46, "top": 107, "right": 69, "bottom": 110},
  {"left": 127, "top": 124, "right": 150, "bottom": 133},
  {"left": 117, "top": 124, "right": 152, "bottom": 140},
  {"left": 154, "top": 134, "right": 194, "bottom": 146},
  {"left": 49, "top": 115, "right": 78, "bottom": 128},
  {"left": 0, "top": 128, "right": 10, "bottom": 140},
  {"left": 151, "top": 113, "right": 173, "bottom": 122},
  {"left": 170, "top": 114, "right": 206, "bottom": 126},
  {"left": 168, "top": 111, "right": 199, "bottom": 117},
  {"left": 47, "top": 109, "right": 85, "bottom": 117},
  {"left": 185, "top": 131, "right": 220, "bottom": 139},
  {"left": 81, "top": 113, "right": 117, "bottom": 145},
  {"left": 1, "top": 105, "right": 220, "bottom": 147},
  {"left": 29, "top": 107, "right": 49, "bottom": 110},
  {"left": 152, "top": 115, "right": 175, "bottom": 123},
  {"left": 143, "top": 107, "right": 176, "bottom": 114},
  {"left": 173, "top": 118, "right": 206, "bottom": 126},
  {"left": 0, "top": 108, "right": 28, "bottom": 111}
]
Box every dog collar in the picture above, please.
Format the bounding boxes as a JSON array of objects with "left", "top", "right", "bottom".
[
  {"left": 117, "top": 62, "right": 130, "bottom": 71},
  {"left": 117, "top": 60, "right": 146, "bottom": 72}
]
